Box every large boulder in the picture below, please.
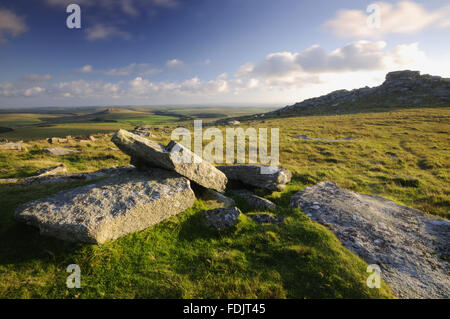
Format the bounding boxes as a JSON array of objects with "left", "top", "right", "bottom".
[
  {"left": 290, "top": 181, "right": 450, "bottom": 299},
  {"left": 112, "top": 129, "right": 227, "bottom": 192},
  {"left": 14, "top": 168, "right": 195, "bottom": 244},
  {"left": 216, "top": 165, "right": 291, "bottom": 191}
]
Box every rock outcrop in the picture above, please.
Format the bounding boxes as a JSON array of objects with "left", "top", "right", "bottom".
[
  {"left": 112, "top": 129, "right": 228, "bottom": 192},
  {"left": 290, "top": 181, "right": 450, "bottom": 299},
  {"left": 14, "top": 129, "right": 292, "bottom": 244},
  {"left": 216, "top": 164, "right": 291, "bottom": 191},
  {"left": 274, "top": 70, "right": 450, "bottom": 115},
  {"left": 14, "top": 168, "right": 195, "bottom": 244}
]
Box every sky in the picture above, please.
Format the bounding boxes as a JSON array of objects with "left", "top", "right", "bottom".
[{"left": 0, "top": 0, "right": 449, "bottom": 108}]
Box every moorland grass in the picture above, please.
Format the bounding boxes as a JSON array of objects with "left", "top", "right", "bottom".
[{"left": 0, "top": 106, "right": 448, "bottom": 298}]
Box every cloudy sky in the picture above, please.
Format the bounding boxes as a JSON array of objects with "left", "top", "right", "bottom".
[{"left": 0, "top": 0, "right": 449, "bottom": 108}]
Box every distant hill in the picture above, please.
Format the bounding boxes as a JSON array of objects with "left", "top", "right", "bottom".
[
  {"left": 269, "top": 70, "right": 450, "bottom": 117},
  {"left": 93, "top": 107, "right": 145, "bottom": 115}
]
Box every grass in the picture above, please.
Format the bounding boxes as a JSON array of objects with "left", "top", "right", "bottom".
[
  {"left": 0, "top": 106, "right": 448, "bottom": 298},
  {"left": 271, "top": 107, "right": 450, "bottom": 219},
  {"left": 0, "top": 183, "right": 392, "bottom": 298}
]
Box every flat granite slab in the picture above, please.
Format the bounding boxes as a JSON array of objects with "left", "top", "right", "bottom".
[
  {"left": 14, "top": 167, "right": 195, "bottom": 244},
  {"left": 290, "top": 181, "right": 450, "bottom": 299}
]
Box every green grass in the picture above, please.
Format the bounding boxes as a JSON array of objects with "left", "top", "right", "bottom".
[
  {"left": 271, "top": 107, "right": 450, "bottom": 219},
  {"left": 0, "top": 106, "right": 448, "bottom": 298},
  {"left": 0, "top": 183, "right": 392, "bottom": 298},
  {"left": 0, "top": 113, "right": 62, "bottom": 128}
]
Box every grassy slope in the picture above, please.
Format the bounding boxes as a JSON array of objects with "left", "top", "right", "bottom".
[{"left": 1, "top": 106, "right": 448, "bottom": 298}]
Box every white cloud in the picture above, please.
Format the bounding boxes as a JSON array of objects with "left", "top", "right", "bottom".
[
  {"left": 0, "top": 82, "right": 46, "bottom": 97},
  {"left": 24, "top": 87, "right": 45, "bottom": 97},
  {"left": 166, "top": 59, "right": 185, "bottom": 70},
  {"left": 249, "top": 52, "right": 303, "bottom": 78},
  {"left": 128, "top": 74, "right": 229, "bottom": 97},
  {"left": 52, "top": 80, "right": 124, "bottom": 98},
  {"left": 85, "top": 24, "right": 132, "bottom": 41},
  {"left": 325, "top": 1, "right": 450, "bottom": 38},
  {"left": 235, "top": 41, "right": 426, "bottom": 87},
  {"left": 0, "top": 83, "right": 15, "bottom": 97},
  {"left": 77, "top": 65, "right": 93, "bottom": 73},
  {"left": 0, "top": 9, "right": 27, "bottom": 43},
  {"left": 76, "top": 63, "right": 161, "bottom": 76}
]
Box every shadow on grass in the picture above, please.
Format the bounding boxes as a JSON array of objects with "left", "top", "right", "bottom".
[
  {"left": 0, "top": 181, "right": 94, "bottom": 266},
  {"left": 0, "top": 221, "right": 81, "bottom": 265},
  {"left": 177, "top": 210, "right": 231, "bottom": 242}
]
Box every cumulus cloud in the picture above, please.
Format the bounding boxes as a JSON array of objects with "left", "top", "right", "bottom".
[
  {"left": 76, "top": 63, "right": 161, "bottom": 76},
  {"left": 24, "top": 87, "right": 46, "bottom": 97},
  {"left": 325, "top": 1, "right": 450, "bottom": 38},
  {"left": 128, "top": 74, "right": 229, "bottom": 97},
  {"left": 85, "top": 24, "right": 132, "bottom": 41},
  {"left": 235, "top": 41, "right": 426, "bottom": 86},
  {"left": 0, "top": 8, "right": 27, "bottom": 43},
  {"left": 77, "top": 65, "right": 93, "bottom": 73},
  {"left": 166, "top": 59, "right": 185, "bottom": 70},
  {"left": 0, "top": 82, "right": 46, "bottom": 97},
  {"left": 52, "top": 80, "right": 123, "bottom": 98},
  {"left": 1, "top": 73, "right": 231, "bottom": 100}
]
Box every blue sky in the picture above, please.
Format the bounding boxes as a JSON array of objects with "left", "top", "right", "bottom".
[{"left": 0, "top": 0, "right": 449, "bottom": 107}]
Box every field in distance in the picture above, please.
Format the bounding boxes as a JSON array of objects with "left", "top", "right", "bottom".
[{"left": 0, "top": 105, "right": 277, "bottom": 141}]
